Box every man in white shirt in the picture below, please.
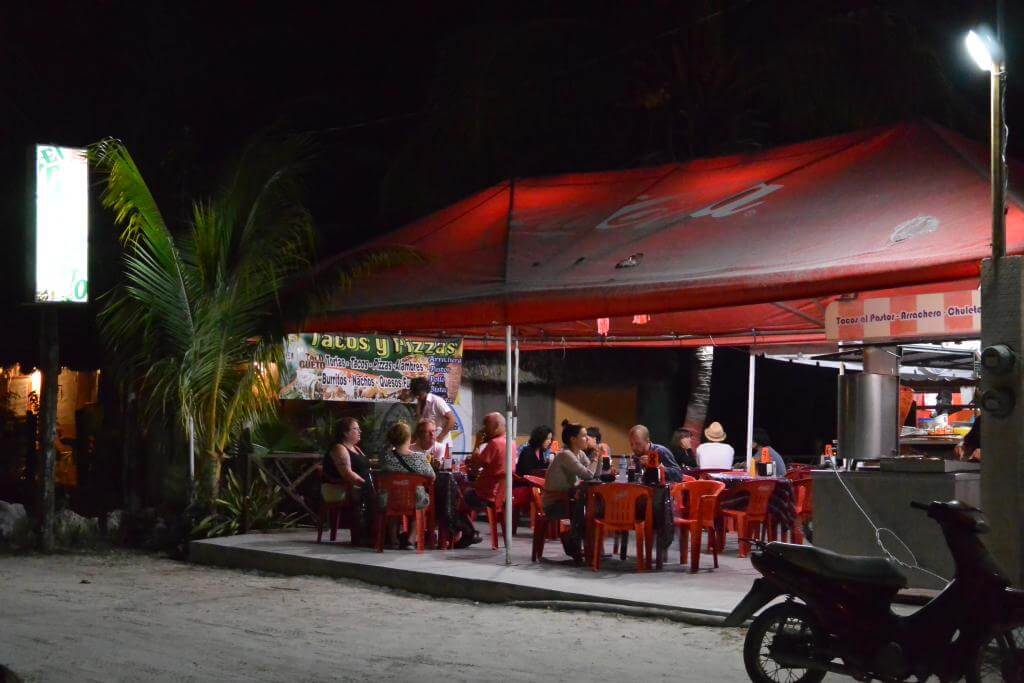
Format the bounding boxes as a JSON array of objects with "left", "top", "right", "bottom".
[
  {"left": 410, "top": 377, "right": 456, "bottom": 447},
  {"left": 696, "top": 421, "right": 735, "bottom": 469}
]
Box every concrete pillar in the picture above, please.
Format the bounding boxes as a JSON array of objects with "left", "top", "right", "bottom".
[{"left": 980, "top": 256, "right": 1024, "bottom": 585}]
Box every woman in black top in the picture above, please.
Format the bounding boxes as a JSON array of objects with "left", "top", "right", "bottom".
[
  {"left": 670, "top": 427, "right": 698, "bottom": 468},
  {"left": 515, "top": 425, "right": 554, "bottom": 476},
  {"left": 322, "top": 417, "right": 373, "bottom": 544}
]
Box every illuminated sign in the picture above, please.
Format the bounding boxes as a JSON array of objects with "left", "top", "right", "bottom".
[
  {"left": 35, "top": 145, "right": 88, "bottom": 303},
  {"left": 825, "top": 289, "right": 980, "bottom": 342}
]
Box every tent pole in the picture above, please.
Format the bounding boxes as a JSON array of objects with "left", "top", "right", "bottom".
[
  {"left": 188, "top": 416, "right": 196, "bottom": 506},
  {"left": 746, "top": 351, "right": 756, "bottom": 473},
  {"left": 504, "top": 324, "right": 514, "bottom": 565},
  {"left": 512, "top": 340, "right": 520, "bottom": 442}
]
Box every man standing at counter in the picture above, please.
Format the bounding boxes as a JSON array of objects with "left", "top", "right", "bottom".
[
  {"left": 956, "top": 415, "right": 982, "bottom": 462},
  {"left": 410, "top": 377, "right": 456, "bottom": 448}
]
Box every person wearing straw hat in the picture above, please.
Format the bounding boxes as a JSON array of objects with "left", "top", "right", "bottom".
[{"left": 696, "top": 421, "right": 735, "bottom": 469}]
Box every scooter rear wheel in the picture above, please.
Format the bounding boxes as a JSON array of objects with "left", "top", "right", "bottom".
[
  {"left": 967, "top": 628, "right": 1024, "bottom": 683},
  {"left": 743, "top": 603, "right": 826, "bottom": 683}
]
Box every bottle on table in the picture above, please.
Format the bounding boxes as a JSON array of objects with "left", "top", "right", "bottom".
[{"left": 443, "top": 443, "right": 452, "bottom": 472}]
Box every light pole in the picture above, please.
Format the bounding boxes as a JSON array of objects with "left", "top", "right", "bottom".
[
  {"left": 966, "top": 28, "right": 1007, "bottom": 258},
  {"left": 967, "top": 26, "right": 1023, "bottom": 585}
]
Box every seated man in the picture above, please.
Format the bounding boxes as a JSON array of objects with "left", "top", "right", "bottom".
[
  {"left": 456, "top": 412, "right": 507, "bottom": 547},
  {"left": 751, "top": 427, "right": 787, "bottom": 476},
  {"left": 629, "top": 424, "right": 683, "bottom": 482},
  {"left": 696, "top": 422, "right": 734, "bottom": 469}
]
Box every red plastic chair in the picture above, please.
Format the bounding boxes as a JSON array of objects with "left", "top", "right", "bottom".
[
  {"left": 786, "top": 464, "right": 813, "bottom": 478},
  {"left": 530, "top": 487, "right": 571, "bottom": 561},
  {"left": 721, "top": 480, "right": 777, "bottom": 558},
  {"left": 790, "top": 477, "right": 813, "bottom": 544},
  {"left": 317, "top": 498, "right": 353, "bottom": 543},
  {"left": 316, "top": 466, "right": 354, "bottom": 543},
  {"left": 591, "top": 484, "right": 653, "bottom": 572},
  {"left": 374, "top": 473, "right": 435, "bottom": 553},
  {"left": 485, "top": 481, "right": 510, "bottom": 550},
  {"left": 671, "top": 480, "right": 725, "bottom": 572},
  {"left": 523, "top": 474, "right": 547, "bottom": 531},
  {"left": 510, "top": 475, "right": 537, "bottom": 535}
]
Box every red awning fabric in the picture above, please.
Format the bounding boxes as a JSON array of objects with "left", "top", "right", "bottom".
[{"left": 310, "top": 122, "right": 1023, "bottom": 348}]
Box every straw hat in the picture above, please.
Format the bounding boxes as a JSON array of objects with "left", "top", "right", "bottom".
[{"left": 704, "top": 422, "right": 727, "bottom": 442}]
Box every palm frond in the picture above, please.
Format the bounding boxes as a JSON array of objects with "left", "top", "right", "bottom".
[{"left": 94, "top": 134, "right": 392, "bottom": 509}]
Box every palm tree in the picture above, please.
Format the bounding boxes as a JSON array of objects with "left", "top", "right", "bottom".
[{"left": 91, "top": 136, "right": 418, "bottom": 509}]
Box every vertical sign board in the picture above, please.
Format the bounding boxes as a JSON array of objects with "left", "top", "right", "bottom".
[{"left": 34, "top": 145, "right": 89, "bottom": 303}]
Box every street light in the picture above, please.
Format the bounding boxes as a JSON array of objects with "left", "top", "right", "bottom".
[
  {"left": 965, "top": 26, "right": 1007, "bottom": 258},
  {"left": 966, "top": 29, "right": 1003, "bottom": 73}
]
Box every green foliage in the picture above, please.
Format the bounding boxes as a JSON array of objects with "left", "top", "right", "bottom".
[
  {"left": 90, "top": 136, "right": 423, "bottom": 505},
  {"left": 190, "top": 467, "right": 298, "bottom": 538},
  {"left": 251, "top": 417, "right": 309, "bottom": 456},
  {"left": 300, "top": 409, "right": 340, "bottom": 453}
]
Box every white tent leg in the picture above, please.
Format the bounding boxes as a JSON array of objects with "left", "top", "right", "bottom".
[
  {"left": 504, "top": 325, "right": 514, "bottom": 565},
  {"left": 746, "top": 351, "right": 756, "bottom": 473},
  {"left": 512, "top": 340, "right": 520, "bottom": 442},
  {"left": 188, "top": 416, "right": 196, "bottom": 505}
]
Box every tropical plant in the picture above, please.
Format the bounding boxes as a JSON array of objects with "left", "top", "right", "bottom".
[
  {"left": 190, "top": 467, "right": 298, "bottom": 538},
  {"left": 91, "top": 136, "right": 421, "bottom": 510}
]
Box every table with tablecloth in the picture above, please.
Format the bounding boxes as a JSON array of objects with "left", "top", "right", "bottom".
[
  {"left": 567, "top": 482, "right": 674, "bottom": 570},
  {"left": 709, "top": 473, "right": 796, "bottom": 532}
]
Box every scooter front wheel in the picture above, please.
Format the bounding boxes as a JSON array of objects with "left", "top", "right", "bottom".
[{"left": 743, "top": 603, "right": 826, "bottom": 683}]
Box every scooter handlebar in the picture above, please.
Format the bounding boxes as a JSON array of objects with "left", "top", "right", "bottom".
[{"left": 910, "top": 501, "right": 930, "bottom": 511}]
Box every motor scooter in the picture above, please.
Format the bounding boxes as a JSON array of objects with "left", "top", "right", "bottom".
[{"left": 724, "top": 500, "right": 1024, "bottom": 682}]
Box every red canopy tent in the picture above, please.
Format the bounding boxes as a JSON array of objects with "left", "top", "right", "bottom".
[
  {"left": 311, "top": 122, "right": 1024, "bottom": 348},
  {"left": 308, "top": 122, "right": 1024, "bottom": 563}
]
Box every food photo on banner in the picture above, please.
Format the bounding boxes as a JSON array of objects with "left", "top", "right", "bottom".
[{"left": 279, "top": 333, "right": 463, "bottom": 403}]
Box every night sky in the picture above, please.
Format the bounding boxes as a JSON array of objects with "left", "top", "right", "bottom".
[{"left": 1, "top": 0, "right": 1018, "bottom": 366}]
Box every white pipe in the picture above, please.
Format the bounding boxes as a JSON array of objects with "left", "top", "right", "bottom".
[
  {"left": 512, "top": 340, "right": 520, "bottom": 442},
  {"left": 188, "top": 415, "right": 195, "bottom": 501},
  {"left": 746, "top": 351, "right": 756, "bottom": 473},
  {"left": 504, "top": 325, "right": 514, "bottom": 565}
]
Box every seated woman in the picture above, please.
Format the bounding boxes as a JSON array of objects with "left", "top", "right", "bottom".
[
  {"left": 670, "top": 427, "right": 698, "bottom": 469},
  {"left": 322, "top": 417, "right": 373, "bottom": 545},
  {"left": 584, "top": 426, "right": 613, "bottom": 478},
  {"left": 379, "top": 421, "right": 435, "bottom": 548},
  {"left": 515, "top": 425, "right": 553, "bottom": 477},
  {"left": 543, "top": 420, "right": 598, "bottom": 562},
  {"left": 410, "top": 418, "right": 446, "bottom": 466}
]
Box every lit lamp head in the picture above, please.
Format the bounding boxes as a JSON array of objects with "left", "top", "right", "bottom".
[{"left": 965, "top": 27, "right": 1005, "bottom": 73}]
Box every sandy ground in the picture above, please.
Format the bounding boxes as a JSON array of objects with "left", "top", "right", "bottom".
[{"left": 0, "top": 552, "right": 751, "bottom": 682}]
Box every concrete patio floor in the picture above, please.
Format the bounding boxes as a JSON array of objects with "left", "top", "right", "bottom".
[{"left": 190, "top": 522, "right": 760, "bottom": 617}]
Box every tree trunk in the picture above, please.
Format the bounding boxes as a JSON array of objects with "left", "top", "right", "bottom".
[
  {"left": 121, "top": 392, "right": 140, "bottom": 515},
  {"left": 198, "top": 450, "right": 222, "bottom": 509},
  {"left": 683, "top": 346, "right": 714, "bottom": 437}
]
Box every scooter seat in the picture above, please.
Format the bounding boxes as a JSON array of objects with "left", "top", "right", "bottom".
[{"left": 769, "top": 543, "right": 908, "bottom": 588}]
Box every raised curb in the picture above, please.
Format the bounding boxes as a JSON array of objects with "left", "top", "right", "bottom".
[{"left": 189, "top": 538, "right": 733, "bottom": 625}]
